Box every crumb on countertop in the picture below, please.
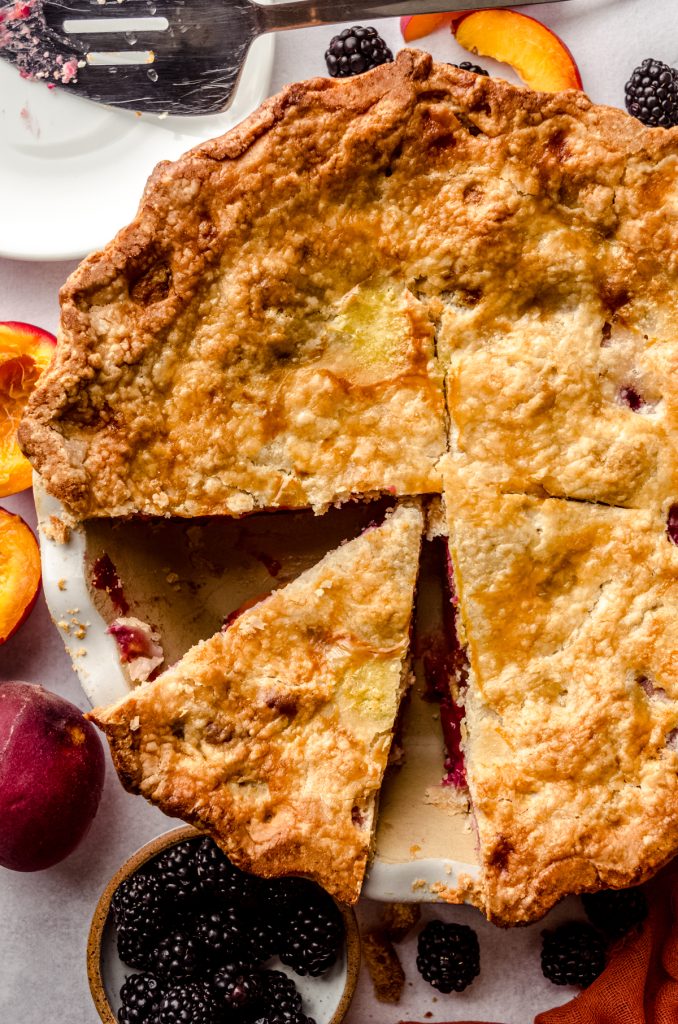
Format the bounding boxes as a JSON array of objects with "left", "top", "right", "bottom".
[
  {"left": 361, "top": 929, "right": 405, "bottom": 1004},
  {"left": 380, "top": 902, "right": 421, "bottom": 943}
]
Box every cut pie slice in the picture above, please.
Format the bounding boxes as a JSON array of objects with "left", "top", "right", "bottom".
[
  {"left": 442, "top": 462, "right": 678, "bottom": 925},
  {"left": 89, "top": 502, "right": 423, "bottom": 903}
]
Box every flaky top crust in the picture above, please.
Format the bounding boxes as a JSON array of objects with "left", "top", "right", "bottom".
[
  {"left": 25, "top": 52, "right": 678, "bottom": 921},
  {"left": 444, "top": 463, "right": 678, "bottom": 925},
  {"left": 21, "top": 51, "right": 678, "bottom": 518},
  {"left": 89, "top": 503, "right": 422, "bottom": 903}
]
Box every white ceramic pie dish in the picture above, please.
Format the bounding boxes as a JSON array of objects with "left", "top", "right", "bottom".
[
  {"left": 0, "top": 21, "right": 275, "bottom": 261},
  {"left": 35, "top": 477, "right": 480, "bottom": 903}
]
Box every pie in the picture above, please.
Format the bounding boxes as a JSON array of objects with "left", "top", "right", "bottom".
[
  {"left": 442, "top": 461, "right": 678, "bottom": 925},
  {"left": 23, "top": 50, "right": 678, "bottom": 921},
  {"left": 89, "top": 503, "right": 423, "bottom": 903}
]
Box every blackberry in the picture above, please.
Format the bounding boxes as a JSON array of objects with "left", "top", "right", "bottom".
[
  {"left": 625, "top": 59, "right": 678, "bottom": 128},
  {"left": 194, "top": 905, "right": 248, "bottom": 961},
  {"left": 325, "top": 26, "right": 393, "bottom": 79},
  {"left": 264, "top": 877, "right": 319, "bottom": 913},
  {"left": 117, "top": 923, "right": 155, "bottom": 971},
  {"left": 582, "top": 887, "right": 649, "bottom": 940},
  {"left": 114, "top": 896, "right": 167, "bottom": 967},
  {"left": 118, "top": 972, "right": 163, "bottom": 1024},
  {"left": 247, "top": 915, "right": 281, "bottom": 963},
  {"left": 195, "top": 837, "right": 260, "bottom": 905},
  {"left": 212, "top": 961, "right": 263, "bottom": 1012},
  {"left": 279, "top": 900, "right": 343, "bottom": 977},
  {"left": 259, "top": 969, "right": 302, "bottom": 1017},
  {"left": 155, "top": 981, "right": 219, "bottom": 1024},
  {"left": 150, "top": 840, "right": 203, "bottom": 905},
  {"left": 151, "top": 930, "right": 200, "bottom": 980},
  {"left": 416, "top": 920, "right": 480, "bottom": 993},
  {"left": 541, "top": 922, "right": 607, "bottom": 987},
  {"left": 451, "top": 61, "right": 489, "bottom": 77},
  {"left": 112, "top": 872, "right": 165, "bottom": 923}
]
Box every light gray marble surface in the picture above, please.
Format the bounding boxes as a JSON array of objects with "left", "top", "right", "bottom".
[{"left": 0, "top": 3, "right": 670, "bottom": 1020}]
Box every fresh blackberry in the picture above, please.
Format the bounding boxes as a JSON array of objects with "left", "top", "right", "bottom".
[
  {"left": 279, "top": 900, "right": 343, "bottom": 977},
  {"left": 114, "top": 887, "right": 167, "bottom": 966},
  {"left": 451, "top": 61, "right": 489, "bottom": 77},
  {"left": 117, "top": 923, "right": 155, "bottom": 971},
  {"left": 416, "top": 920, "right": 480, "bottom": 993},
  {"left": 582, "top": 887, "right": 649, "bottom": 940},
  {"left": 264, "top": 877, "right": 319, "bottom": 913},
  {"left": 541, "top": 922, "right": 607, "bottom": 987},
  {"left": 194, "top": 905, "right": 248, "bottom": 962},
  {"left": 212, "top": 960, "right": 263, "bottom": 1013},
  {"left": 195, "top": 837, "right": 260, "bottom": 905},
  {"left": 117, "top": 972, "right": 163, "bottom": 1024},
  {"left": 155, "top": 981, "right": 219, "bottom": 1024},
  {"left": 151, "top": 930, "right": 200, "bottom": 980},
  {"left": 325, "top": 26, "right": 393, "bottom": 79},
  {"left": 247, "top": 915, "right": 281, "bottom": 963},
  {"left": 113, "top": 872, "right": 165, "bottom": 923},
  {"left": 625, "top": 59, "right": 678, "bottom": 128},
  {"left": 150, "top": 840, "right": 203, "bottom": 905},
  {"left": 259, "top": 969, "right": 302, "bottom": 1017}
]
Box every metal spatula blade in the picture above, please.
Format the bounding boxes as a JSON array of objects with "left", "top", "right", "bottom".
[{"left": 4, "top": 0, "right": 572, "bottom": 117}]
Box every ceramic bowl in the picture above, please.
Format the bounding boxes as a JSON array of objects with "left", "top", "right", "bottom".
[{"left": 87, "top": 826, "right": 360, "bottom": 1024}]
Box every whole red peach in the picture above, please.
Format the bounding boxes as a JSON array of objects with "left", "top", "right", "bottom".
[{"left": 0, "top": 682, "right": 105, "bottom": 871}]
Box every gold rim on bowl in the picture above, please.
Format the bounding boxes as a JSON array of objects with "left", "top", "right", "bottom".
[{"left": 87, "top": 825, "right": 361, "bottom": 1024}]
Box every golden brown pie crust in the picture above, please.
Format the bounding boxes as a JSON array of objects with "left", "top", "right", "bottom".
[
  {"left": 89, "top": 503, "right": 422, "bottom": 903},
  {"left": 26, "top": 49, "right": 678, "bottom": 920},
  {"left": 444, "top": 460, "right": 678, "bottom": 925}
]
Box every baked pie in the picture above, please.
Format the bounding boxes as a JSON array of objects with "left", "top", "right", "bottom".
[
  {"left": 23, "top": 50, "right": 678, "bottom": 921},
  {"left": 442, "top": 461, "right": 678, "bottom": 925},
  {"left": 89, "top": 503, "right": 423, "bottom": 903}
]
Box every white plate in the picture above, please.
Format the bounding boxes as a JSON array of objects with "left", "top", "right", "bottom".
[
  {"left": 0, "top": 31, "right": 274, "bottom": 261},
  {"left": 34, "top": 479, "right": 479, "bottom": 903}
]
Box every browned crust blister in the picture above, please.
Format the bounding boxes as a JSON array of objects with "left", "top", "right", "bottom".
[{"left": 28, "top": 51, "right": 678, "bottom": 920}]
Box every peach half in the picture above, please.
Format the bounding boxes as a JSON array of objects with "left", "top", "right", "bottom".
[
  {"left": 453, "top": 9, "right": 583, "bottom": 92},
  {"left": 0, "top": 321, "right": 56, "bottom": 498},
  {"left": 0, "top": 507, "right": 41, "bottom": 645},
  {"left": 400, "top": 11, "right": 470, "bottom": 41}
]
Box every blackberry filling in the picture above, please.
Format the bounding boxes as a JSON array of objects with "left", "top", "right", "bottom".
[{"left": 420, "top": 538, "right": 470, "bottom": 788}]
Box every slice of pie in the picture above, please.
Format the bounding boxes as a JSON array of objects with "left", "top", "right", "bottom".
[
  {"left": 89, "top": 503, "right": 423, "bottom": 903},
  {"left": 442, "top": 461, "right": 678, "bottom": 925}
]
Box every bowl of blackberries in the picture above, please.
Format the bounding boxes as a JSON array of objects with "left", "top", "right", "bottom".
[{"left": 87, "top": 826, "right": 360, "bottom": 1024}]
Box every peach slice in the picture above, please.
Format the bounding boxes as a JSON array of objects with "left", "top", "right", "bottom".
[
  {"left": 0, "top": 507, "right": 41, "bottom": 644},
  {"left": 454, "top": 9, "right": 583, "bottom": 92},
  {"left": 400, "top": 11, "right": 471, "bottom": 41},
  {"left": 0, "top": 321, "right": 56, "bottom": 497}
]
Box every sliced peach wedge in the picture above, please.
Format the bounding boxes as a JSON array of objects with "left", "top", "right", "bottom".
[
  {"left": 400, "top": 11, "right": 470, "bottom": 42},
  {"left": 0, "top": 507, "right": 41, "bottom": 644},
  {"left": 0, "top": 321, "right": 56, "bottom": 497},
  {"left": 453, "top": 9, "right": 583, "bottom": 92}
]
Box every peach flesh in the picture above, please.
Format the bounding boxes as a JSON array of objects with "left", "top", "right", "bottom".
[
  {"left": 400, "top": 11, "right": 471, "bottom": 41},
  {"left": 454, "top": 9, "right": 583, "bottom": 92},
  {"left": 0, "top": 320, "right": 56, "bottom": 498},
  {"left": 0, "top": 507, "right": 41, "bottom": 645}
]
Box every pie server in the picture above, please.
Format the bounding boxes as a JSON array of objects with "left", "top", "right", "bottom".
[{"left": 3, "top": 0, "right": 570, "bottom": 117}]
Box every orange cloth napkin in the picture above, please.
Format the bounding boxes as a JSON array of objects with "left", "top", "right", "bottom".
[{"left": 401, "top": 862, "right": 678, "bottom": 1024}]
